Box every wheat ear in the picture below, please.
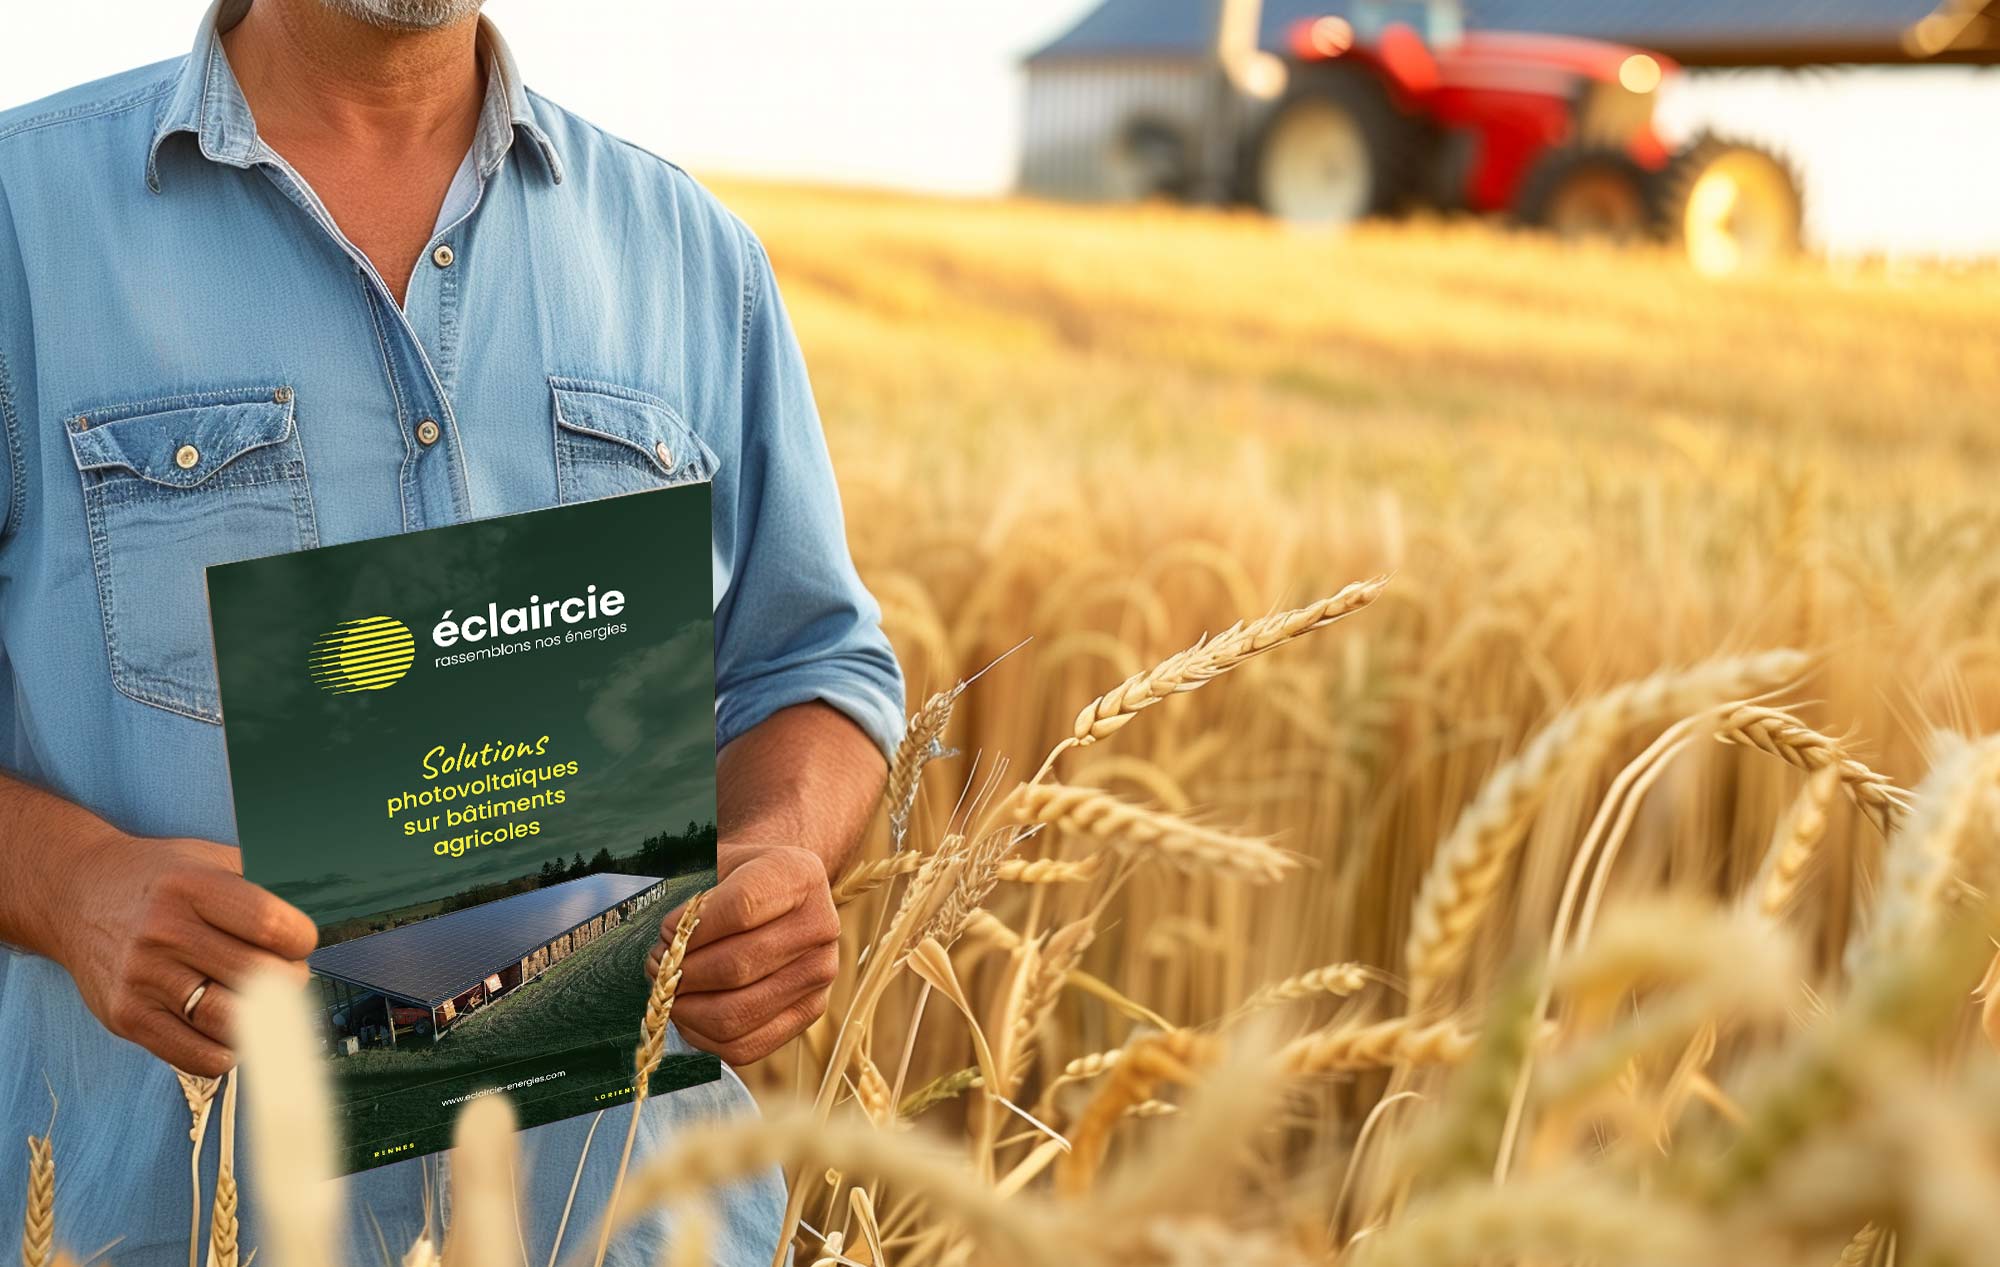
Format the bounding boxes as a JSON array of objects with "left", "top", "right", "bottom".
[
  {"left": 1240, "top": 961, "right": 1378, "bottom": 1012},
  {"left": 1011, "top": 782, "right": 1295, "bottom": 883},
  {"left": 1836, "top": 1223, "right": 1883, "bottom": 1266},
  {"left": 173, "top": 1069, "right": 221, "bottom": 1267},
  {"left": 1751, "top": 764, "right": 1841, "bottom": 919},
  {"left": 1352, "top": 1175, "right": 1709, "bottom": 1267},
  {"left": 1069, "top": 576, "right": 1387, "bottom": 746},
  {"left": 204, "top": 1070, "right": 239, "bottom": 1267},
  {"left": 1060, "top": 1030, "right": 1222, "bottom": 1195},
  {"left": 831, "top": 852, "right": 923, "bottom": 904},
  {"left": 596, "top": 890, "right": 707, "bottom": 1267},
  {"left": 885, "top": 687, "right": 957, "bottom": 848},
  {"left": 1715, "top": 705, "right": 1909, "bottom": 834},
  {"left": 1404, "top": 650, "right": 1809, "bottom": 1006},
  {"left": 22, "top": 1129, "right": 53, "bottom": 1267},
  {"left": 1849, "top": 732, "right": 2000, "bottom": 976},
  {"left": 1280, "top": 1017, "right": 1478, "bottom": 1075}
]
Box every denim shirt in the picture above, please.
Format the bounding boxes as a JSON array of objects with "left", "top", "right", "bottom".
[{"left": 0, "top": 3, "right": 899, "bottom": 1261}]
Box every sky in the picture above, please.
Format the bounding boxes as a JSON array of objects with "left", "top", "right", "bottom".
[{"left": 4, "top": 1, "right": 1998, "bottom": 256}]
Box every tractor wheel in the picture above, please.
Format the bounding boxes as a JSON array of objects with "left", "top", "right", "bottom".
[
  {"left": 1106, "top": 117, "right": 1194, "bottom": 201},
  {"left": 1657, "top": 134, "right": 1803, "bottom": 276},
  {"left": 1514, "top": 145, "right": 1655, "bottom": 242},
  {"left": 1247, "top": 65, "right": 1421, "bottom": 225}
]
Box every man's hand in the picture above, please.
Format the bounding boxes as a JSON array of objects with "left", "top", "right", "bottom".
[
  {"left": 43, "top": 831, "right": 318, "bottom": 1077},
  {"left": 648, "top": 844, "right": 841, "bottom": 1065}
]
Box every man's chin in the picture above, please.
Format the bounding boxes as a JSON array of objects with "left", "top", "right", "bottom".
[{"left": 316, "top": 0, "right": 484, "bottom": 32}]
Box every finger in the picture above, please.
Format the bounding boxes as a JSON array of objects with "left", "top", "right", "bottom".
[
  {"left": 677, "top": 898, "right": 839, "bottom": 993},
  {"left": 177, "top": 923, "right": 313, "bottom": 994},
  {"left": 672, "top": 942, "right": 838, "bottom": 1044},
  {"left": 190, "top": 878, "right": 318, "bottom": 961},
  {"left": 126, "top": 1002, "right": 235, "bottom": 1079},
  {"left": 680, "top": 989, "right": 829, "bottom": 1067},
  {"left": 670, "top": 853, "right": 819, "bottom": 953},
  {"left": 182, "top": 979, "right": 237, "bottom": 1046},
  {"left": 160, "top": 952, "right": 309, "bottom": 1048}
]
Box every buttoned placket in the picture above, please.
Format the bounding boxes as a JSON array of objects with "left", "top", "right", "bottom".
[{"left": 244, "top": 147, "right": 476, "bottom": 533}]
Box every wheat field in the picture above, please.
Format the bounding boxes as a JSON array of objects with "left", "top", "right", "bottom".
[{"left": 21, "top": 184, "right": 2000, "bottom": 1267}]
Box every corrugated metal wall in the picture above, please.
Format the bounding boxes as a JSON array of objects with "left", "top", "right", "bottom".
[{"left": 1019, "top": 59, "right": 1218, "bottom": 200}]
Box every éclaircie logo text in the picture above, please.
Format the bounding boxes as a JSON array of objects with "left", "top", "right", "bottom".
[
  {"left": 313, "top": 585, "right": 631, "bottom": 693},
  {"left": 430, "top": 584, "right": 625, "bottom": 647}
]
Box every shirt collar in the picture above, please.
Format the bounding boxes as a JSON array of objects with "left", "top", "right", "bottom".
[{"left": 147, "top": 0, "right": 564, "bottom": 194}]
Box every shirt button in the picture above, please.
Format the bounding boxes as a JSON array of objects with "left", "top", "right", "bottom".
[
  {"left": 432, "top": 244, "right": 455, "bottom": 269},
  {"left": 654, "top": 440, "right": 673, "bottom": 468},
  {"left": 416, "top": 418, "right": 441, "bottom": 446},
  {"left": 174, "top": 444, "right": 200, "bottom": 470}
]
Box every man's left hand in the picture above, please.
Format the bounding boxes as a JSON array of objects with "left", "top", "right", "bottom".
[{"left": 647, "top": 843, "right": 841, "bottom": 1065}]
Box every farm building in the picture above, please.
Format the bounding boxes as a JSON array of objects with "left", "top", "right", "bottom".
[
  {"left": 312, "top": 871, "right": 668, "bottom": 1050},
  {"left": 1019, "top": 0, "right": 2000, "bottom": 201}
]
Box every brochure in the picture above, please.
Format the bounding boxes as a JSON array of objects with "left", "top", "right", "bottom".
[{"left": 207, "top": 487, "right": 721, "bottom": 1174}]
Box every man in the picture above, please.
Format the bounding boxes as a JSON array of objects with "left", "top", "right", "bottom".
[{"left": 0, "top": 0, "right": 902, "bottom": 1262}]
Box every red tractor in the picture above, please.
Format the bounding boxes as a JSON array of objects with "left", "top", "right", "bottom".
[{"left": 1242, "top": 2, "right": 1802, "bottom": 272}]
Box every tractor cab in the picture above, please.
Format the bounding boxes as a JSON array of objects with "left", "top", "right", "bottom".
[{"left": 1248, "top": 0, "right": 1802, "bottom": 273}]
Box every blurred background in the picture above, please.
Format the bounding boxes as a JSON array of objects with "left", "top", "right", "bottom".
[{"left": 7, "top": 0, "right": 2000, "bottom": 257}]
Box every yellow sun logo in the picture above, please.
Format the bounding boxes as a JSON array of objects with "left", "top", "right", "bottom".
[{"left": 309, "top": 616, "right": 416, "bottom": 694}]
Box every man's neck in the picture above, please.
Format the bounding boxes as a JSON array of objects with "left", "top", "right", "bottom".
[
  {"left": 218, "top": 0, "right": 488, "bottom": 306},
  {"left": 221, "top": 0, "right": 484, "bottom": 158}
]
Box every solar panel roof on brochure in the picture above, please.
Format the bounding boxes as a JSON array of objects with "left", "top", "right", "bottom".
[{"left": 308, "top": 871, "right": 663, "bottom": 1007}]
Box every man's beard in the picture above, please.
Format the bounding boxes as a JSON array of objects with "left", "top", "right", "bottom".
[{"left": 317, "top": 0, "right": 484, "bottom": 30}]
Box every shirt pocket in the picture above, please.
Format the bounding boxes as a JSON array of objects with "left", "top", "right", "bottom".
[
  {"left": 549, "top": 377, "right": 719, "bottom": 505},
  {"left": 65, "top": 386, "right": 318, "bottom": 724}
]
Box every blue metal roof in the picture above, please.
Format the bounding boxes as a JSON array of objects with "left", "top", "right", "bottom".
[
  {"left": 309, "top": 872, "right": 663, "bottom": 1007},
  {"left": 1025, "top": 0, "right": 1950, "bottom": 63}
]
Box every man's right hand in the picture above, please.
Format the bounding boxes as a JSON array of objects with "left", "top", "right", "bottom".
[{"left": 40, "top": 831, "right": 318, "bottom": 1077}]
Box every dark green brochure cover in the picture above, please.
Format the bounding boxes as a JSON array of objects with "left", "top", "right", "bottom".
[{"left": 207, "top": 487, "right": 721, "bottom": 1175}]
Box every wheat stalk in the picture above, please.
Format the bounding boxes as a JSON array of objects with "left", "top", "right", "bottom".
[
  {"left": 1011, "top": 782, "right": 1295, "bottom": 883},
  {"left": 441, "top": 1096, "right": 516, "bottom": 1267},
  {"left": 173, "top": 1069, "right": 221, "bottom": 1267},
  {"left": 1404, "top": 650, "right": 1810, "bottom": 1006},
  {"left": 596, "top": 890, "right": 708, "bottom": 1267},
  {"left": 235, "top": 972, "right": 337, "bottom": 1267}
]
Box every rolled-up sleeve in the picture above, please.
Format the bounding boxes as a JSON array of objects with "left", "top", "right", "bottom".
[{"left": 712, "top": 227, "right": 905, "bottom": 757}]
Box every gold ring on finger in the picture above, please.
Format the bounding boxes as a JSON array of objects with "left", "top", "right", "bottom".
[{"left": 182, "top": 978, "right": 212, "bottom": 1023}]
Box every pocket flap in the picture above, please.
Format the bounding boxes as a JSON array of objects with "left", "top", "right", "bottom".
[
  {"left": 68, "top": 388, "right": 297, "bottom": 489},
  {"left": 550, "top": 378, "right": 717, "bottom": 482}
]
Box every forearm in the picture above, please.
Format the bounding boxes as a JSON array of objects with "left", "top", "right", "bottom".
[
  {"left": 0, "top": 771, "right": 120, "bottom": 958},
  {"left": 715, "top": 701, "right": 886, "bottom": 877}
]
